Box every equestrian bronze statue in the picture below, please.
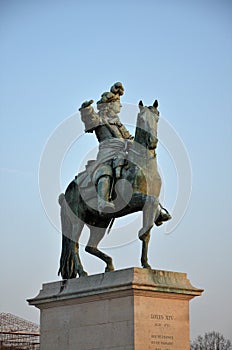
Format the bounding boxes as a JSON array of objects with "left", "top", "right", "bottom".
[{"left": 58, "top": 82, "right": 171, "bottom": 279}]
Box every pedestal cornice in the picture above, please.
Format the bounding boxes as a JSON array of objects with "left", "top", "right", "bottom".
[{"left": 28, "top": 268, "right": 203, "bottom": 308}]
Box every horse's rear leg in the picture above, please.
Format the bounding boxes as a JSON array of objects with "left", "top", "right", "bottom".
[
  {"left": 85, "top": 226, "right": 114, "bottom": 272},
  {"left": 70, "top": 220, "right": 88, "bottom": 277}
]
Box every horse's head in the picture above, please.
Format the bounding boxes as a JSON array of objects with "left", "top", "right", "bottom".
[{"left": 135, "top": 100, "right": 159, "bottom": 150}]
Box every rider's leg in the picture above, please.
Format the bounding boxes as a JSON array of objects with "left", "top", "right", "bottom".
[
  {"left": 97, "top": 175, "right": 115, "bottom": 214},
  {"left": 93, "top": 164, "right": 115, "bottom": 214}
]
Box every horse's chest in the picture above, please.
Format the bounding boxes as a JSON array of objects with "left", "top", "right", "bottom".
[{"left": 125, "top": 159, "right": 161, "bottom": 197}]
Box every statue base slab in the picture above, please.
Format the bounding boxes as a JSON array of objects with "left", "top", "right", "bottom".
[{"left": 28, "top": 268, "right": 203, "bottom": 350}]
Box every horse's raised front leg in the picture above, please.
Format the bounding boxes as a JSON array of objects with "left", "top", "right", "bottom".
[
  {"left": 141, "top": 229, "right": 151, "bottom": 269},
  {"left": 138, "top": 195, "right": 159, "bottom": 269},
  {"left": 85, "top": 226, "right": 114, "bottom": 272},
  {"left": 138, "top": 195, "right": 159, "bottom": 240}
]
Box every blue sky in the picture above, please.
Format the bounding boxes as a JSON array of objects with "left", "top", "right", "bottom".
[{"left": 1, "top": 0, "right": 232, "bottom": 341}]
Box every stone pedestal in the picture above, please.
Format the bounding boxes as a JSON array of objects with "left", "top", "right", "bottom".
[{"left": 28, "top": 268, "right": 203, "bottom": 350}]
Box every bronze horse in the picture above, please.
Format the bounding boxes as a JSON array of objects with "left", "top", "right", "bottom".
[{"left": 58, "top": 101, "right": 165, "bottom": 279}]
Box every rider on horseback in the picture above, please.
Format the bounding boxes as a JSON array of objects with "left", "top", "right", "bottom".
[
  {"left": 79, "top": 82, "right": 171, "bottom": 224},
  {"left": 79, "top": 82, "right": 133, "bottom": 214}
]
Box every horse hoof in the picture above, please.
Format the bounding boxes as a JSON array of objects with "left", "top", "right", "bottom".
[
  {"left": 142, "top": 264, "right": 151, "bottom": 269},
  {"left": 79, "top": 270, "right": 88, "bottom": 277},
  {"left": 105, "top": 265, "right": 114, "bottom": 273}
]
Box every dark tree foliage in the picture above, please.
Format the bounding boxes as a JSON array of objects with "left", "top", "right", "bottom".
[{"left": 191, "top": 331, "right": 232, "bottom": 350}]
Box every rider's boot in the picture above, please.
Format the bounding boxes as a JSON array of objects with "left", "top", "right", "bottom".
[
  {"left": 155, "top": 205, "right": 172, "bottom": 226},
  {"left": 97, "top": 175, "right": 115, "bottom": 214}
]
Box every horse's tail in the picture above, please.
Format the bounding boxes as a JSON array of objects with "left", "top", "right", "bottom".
[{"left": 58, "top": 193, "right": 80, "bottom": 279}]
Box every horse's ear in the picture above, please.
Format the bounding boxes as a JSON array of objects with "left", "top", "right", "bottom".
[
  {"left": 153, "top": 100, "right": 158, "bottom": 108},
  {"left": 139, "top": 100, "right": 144, "bottom": 109}
]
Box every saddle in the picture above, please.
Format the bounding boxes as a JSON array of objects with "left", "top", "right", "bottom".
[{"left": 74, "top": 159, "right": 129, "bottom": 203}]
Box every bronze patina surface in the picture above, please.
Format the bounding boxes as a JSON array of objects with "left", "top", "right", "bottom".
[{"left": 58, "top": 83, "right": 171, "bottom": 279}]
